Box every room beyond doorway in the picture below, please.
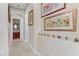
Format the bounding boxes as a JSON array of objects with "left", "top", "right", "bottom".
[{"left": 13, "top": 18, "right": 20, "bottom": 39}]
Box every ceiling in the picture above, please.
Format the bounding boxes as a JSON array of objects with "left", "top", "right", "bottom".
[{"left": 10, "top": 3, "right": 29, "bottom": 10}]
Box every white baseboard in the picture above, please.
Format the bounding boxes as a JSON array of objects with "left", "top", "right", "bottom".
[{"left": 24, "top": 40, "right": 42, "bottom": 56}]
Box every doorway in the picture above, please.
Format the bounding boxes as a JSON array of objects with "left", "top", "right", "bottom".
[{"left": 13, "top": 18, "right": 20, "bottom": 39}]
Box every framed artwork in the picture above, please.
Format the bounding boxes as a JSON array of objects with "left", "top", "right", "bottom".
[
  {"left": 41, "top": 3, "right": 66, "bottom": 17},
  {"left": 8, "top": 4, "right": 11, "bottom": 23},
  {"left": 28, "top": 10, "right": 33, "bottom": 25},
  {"left": 44, "top": 9, "right": 77, "bottom": 31}
]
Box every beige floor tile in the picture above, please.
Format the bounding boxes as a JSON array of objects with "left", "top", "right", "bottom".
[{"left": 9, "top": 40, "right": 38, "bottom": 56}]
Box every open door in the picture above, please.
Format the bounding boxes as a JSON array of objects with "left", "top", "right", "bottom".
[{"left": 13, "top": 18, "right": 20, "bottom": 39}]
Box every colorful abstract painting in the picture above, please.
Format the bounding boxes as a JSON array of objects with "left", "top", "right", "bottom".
[
  {"left": 44, "top": 9, "right": 77, "bottom": 31},
  {"left": 41, "top": 3, "right": 66, "bottom": 17}
]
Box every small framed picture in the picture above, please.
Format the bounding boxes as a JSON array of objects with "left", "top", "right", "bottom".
[
  {"left": 28, "top": 10, "right": 33, "bottom": 25},
  {"left": 44, "top": 9, "right": 77, "bottom": 31},
  {"left": 41, "top": 3, "right": 66, "bottom": 17},
  {"left": 8, "top": 5, "right": 11, "bottom": 23}
]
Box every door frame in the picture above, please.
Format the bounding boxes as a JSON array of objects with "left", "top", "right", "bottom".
[
  {"left": 11, "top": 17, "right": 23, "bottom": 41},
  {"left": 13, "top": 18, "right": 20, "bottom": 39}
]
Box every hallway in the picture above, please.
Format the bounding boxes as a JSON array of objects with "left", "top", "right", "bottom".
[
  {"left": 0, "top": 3, "right": 79, "bottom": 56},
  {"left": 9, "top": 40, "right": 38, "bottom": 56}
]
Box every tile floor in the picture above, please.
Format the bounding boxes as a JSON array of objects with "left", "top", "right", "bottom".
[{"left": 9, "top": 40, "right": 38, "bottom": 56}]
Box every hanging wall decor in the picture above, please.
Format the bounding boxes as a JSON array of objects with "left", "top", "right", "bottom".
[
  {"left": 44, "top": 9, "right": 77, "bottom": 31},
  {"left": 8, "top": 4, "right": 11, "bottom": 23},
  {"left": 28, "top": 10, "right": 33, "bottom": 25},
  {"left": 41, "top": 3, "right": 66, "bottom": 17}
]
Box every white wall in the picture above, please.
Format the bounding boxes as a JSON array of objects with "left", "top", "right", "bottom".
[
  {"left": 25, "top": 4, "right": 36, "bottom": 48},
  {"left": 36, "top": 3, "right": 79, "bottom": 56},
  {"left": 0, "top": 3, "right": 8, "bottom": 55},
  {"left": 10, "top": 7, "right": 25, "bottom": 41},
  {"left": 26, "top": 3, "right": 79, "bottom": 55},
  {"left": 25, "top": 14, "right": 29, "bottom": 42}
]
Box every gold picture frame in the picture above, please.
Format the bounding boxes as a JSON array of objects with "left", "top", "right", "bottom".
[
  {"left": 41, "top": 3, "right": 66, "bottom": 17},
  {"left": 28, "top": 10, "right": 33, "bottom": 25},
  {"left": 44, "top": 9, "right": 77, "bottom": 31}
]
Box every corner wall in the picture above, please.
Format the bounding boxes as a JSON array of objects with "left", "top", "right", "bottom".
[{"left": 25, "top": 4, "right": 36, "bottom": 48}]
